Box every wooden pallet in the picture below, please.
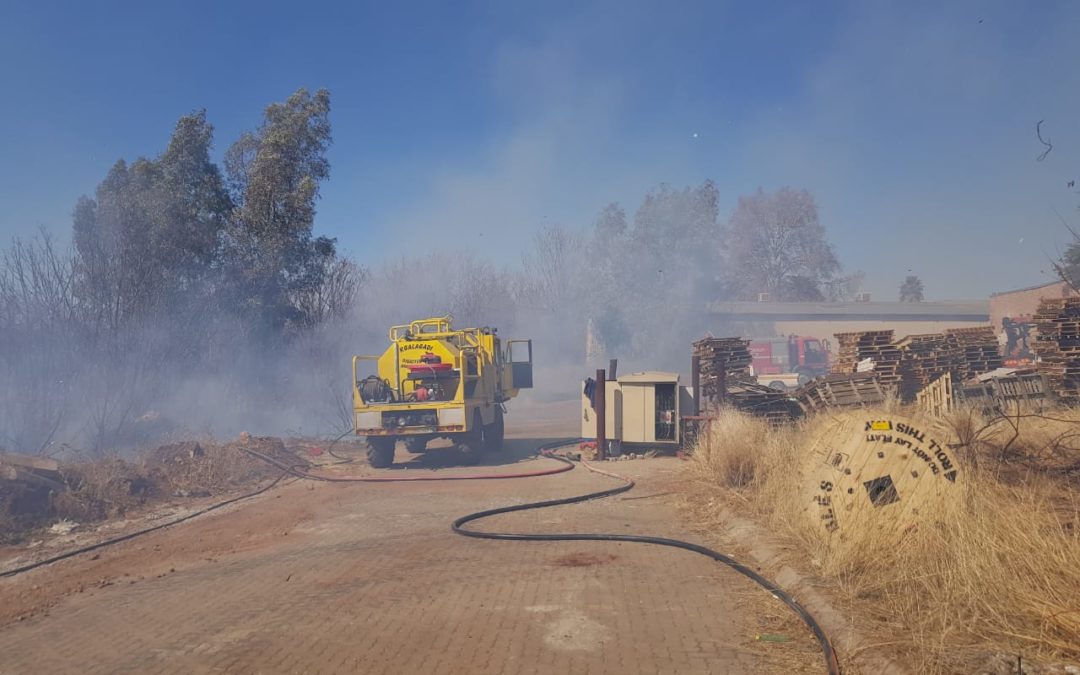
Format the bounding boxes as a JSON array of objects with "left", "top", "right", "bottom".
[
  {"left": 916, "top": 372, "right": 954, "bottom": 416},
  {"left": 961, "top": 369, "right": 1046, "bottom": 405},
  {"left": 726, "top": 381, "right": 799, "bottom": 426},
  {"left": 795, "top": 374, "right": 886, "bottom": 412}
]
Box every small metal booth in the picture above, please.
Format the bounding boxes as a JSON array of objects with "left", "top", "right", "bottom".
[{"left": 581, "top": 371, "right": 694, "bottom": 451}]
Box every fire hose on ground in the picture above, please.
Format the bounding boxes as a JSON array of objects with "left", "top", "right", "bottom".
[
  {"left": 451, "top": 441, "right": 842, "bottom": 675},
  {"left": 0, "top": 439, "right": 840, "bottom": 674}
]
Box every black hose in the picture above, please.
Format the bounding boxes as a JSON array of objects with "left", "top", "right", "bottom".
[
  {"left": 323, "top": 429, "right": 357, "bottom": 463},
  {"left": 452, "top": 440, "right": 841, "bottom": 675},
  {"left": 0, "top": 471, "right": 291, "bottom": 579}
]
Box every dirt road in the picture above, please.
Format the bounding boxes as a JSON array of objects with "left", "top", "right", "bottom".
[{"left": 0, "top": 439, "right": 822, "bottom": 674}]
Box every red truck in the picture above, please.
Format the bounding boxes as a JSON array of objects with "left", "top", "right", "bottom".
[{"left": 749, "top": 336, "right": 830, "bottom": 390}]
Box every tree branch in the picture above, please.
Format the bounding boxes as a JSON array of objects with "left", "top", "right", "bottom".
[{"left": 1036, "top": 120, "right": 1053, "bottom": 162}]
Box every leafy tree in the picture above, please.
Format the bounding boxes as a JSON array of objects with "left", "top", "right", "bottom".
[
  {"left": 725, "top": 187, "right": 839, "bottom": 301},
  {"left": 617, "top": 181, "right": 722, "bottom": 361},
  {"left": 72, "top": 111, "right": 230, "bottom": 334},
  {"left": 223, "top": 88, "right": 335, "bottom": 332},
  {"left": 899, "top": 275, "right": 925, "bottom": 302},
  {"left": 631, "top": 181, "right": 720, "bottom": 272},
  {"left": 594, "top": 203, "right": 627, "bottom": 240},
  {"left": 156, "top": 111, "right": 231, "bottom": 282}
]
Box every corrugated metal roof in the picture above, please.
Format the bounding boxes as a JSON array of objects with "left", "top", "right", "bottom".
[
  {"left": 989, "top": 280, "right": 1066, "bottom": 298},
  {"left": 709, "top": 300, "right": 989, "bottom": 321},
  {"left": 618, "top": 371, "right": 679, "bottom": 384}
]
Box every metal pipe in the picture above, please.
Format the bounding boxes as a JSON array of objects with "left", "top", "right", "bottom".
[
  {"left": 717, "top": 357, "right": 727, "bottom": 407},
  {"left": 691, "top": 355, "right": 700, "bottom": 416},
  {"left": 596, "top": 368, "right": 606, "bottom": 461}
]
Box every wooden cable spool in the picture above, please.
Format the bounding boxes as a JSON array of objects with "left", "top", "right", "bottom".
[{"left": 803, "top": 413, "right": 963, "bottom": 538}]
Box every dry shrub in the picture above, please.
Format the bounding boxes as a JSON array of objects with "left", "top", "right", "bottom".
[
  {"left": 688, "top": 408, "right": 1080, "bottom": 673},
  {"left": 945, "top": 404, "right": 1080, "bottom": 478},
  {"left": 691, "top": 409, "right": 792, "bottom": 492},
  {"left": 8, "top": 437, "right": 289, "bottom": 535},
  {"left": 54, "top": 456, "right": 155, "bottom": 521},
  {"left": 143, "top": 439, "right": 280, "bottom": 496}
]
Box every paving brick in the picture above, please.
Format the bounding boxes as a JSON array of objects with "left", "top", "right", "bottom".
[{"left": 0, "top": 445, "right": 818, "bottom": 674}]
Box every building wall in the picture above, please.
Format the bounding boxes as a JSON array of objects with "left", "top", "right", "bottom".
[
  {"left": 767, "top": 319, "right": 992, "bottom": 356},
  {"left": 989, "top": 281, "right": 1075, "bottom": 330}
]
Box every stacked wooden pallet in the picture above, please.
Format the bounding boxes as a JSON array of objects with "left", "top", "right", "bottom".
[
  {"left": 795, "top": 373, "right": 886, "bottom": 412},
  {"left": 896, "top": 333, "right": 963, "bottom": 401},
  {"left": 692, "top": 337, "right": 753, "bottom": 406},
  {"left": 831, "top": 330, "right": 902, "bottom": 390},
  {"left": 1034, "top": 297, "right": 1080, "bottom": 401},
  {"left": 726, "top": 380, "right": 799, "bottom": 426},
  {"left": 945, "top": 326, "right": 1003, "bottom": 380}
]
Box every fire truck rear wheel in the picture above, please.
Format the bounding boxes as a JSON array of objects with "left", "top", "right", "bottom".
[
  {"left": 366, "top": 437, "right": 396, "bottom": 468},
  {"left": 484, "top": 408, "right": 504, "bottom": 453},
  {"left": 458, "top": 413, "right": 485, "bottom": 465}
]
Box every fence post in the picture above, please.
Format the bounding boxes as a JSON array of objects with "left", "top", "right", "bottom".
[{"left": 596, "top": 368, "right": 606, "bottom": 461}]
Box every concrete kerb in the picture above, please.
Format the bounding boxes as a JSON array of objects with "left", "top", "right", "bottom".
[{"left": 713, "top": 507, "right": 911, "bottom": 675}]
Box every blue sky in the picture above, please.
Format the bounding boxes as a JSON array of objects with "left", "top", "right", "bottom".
[{"left": 1, "top": 0, "right": 1079, "bottom": 299}]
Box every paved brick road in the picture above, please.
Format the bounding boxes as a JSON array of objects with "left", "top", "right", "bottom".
[{"left": 0, "top": 440, "right": 820, "bottom": 674}]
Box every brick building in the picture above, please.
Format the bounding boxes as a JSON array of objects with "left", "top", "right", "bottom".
[
  {"left": 989, "top": 280, "right": 1076, "bottom": 328},
  {"left": 989, "top": 280, "right": 1077, "bottom": 361},
  {"left": 708, "top": 300, "right": 990, "bottom": 356}
]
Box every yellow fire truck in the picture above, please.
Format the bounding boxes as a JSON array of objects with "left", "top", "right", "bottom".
[{"left": 352, "top": 316, "right": 533, "bottom": 467}]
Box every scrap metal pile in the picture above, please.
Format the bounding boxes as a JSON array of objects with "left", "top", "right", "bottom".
[{"left": 1035, "top": 296, "right": 1080, "bottom": 401}]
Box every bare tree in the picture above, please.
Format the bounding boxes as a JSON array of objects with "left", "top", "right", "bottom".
[
  {"left": 726, "top": 187, "right": 840, "bottom": 301},
  {"left": 517, "top": 225, "right": 582, "bottom": 315},
  {"left": 0, "top": 231, "right": 80, "bottom": 454},
  {"left": 289, "top": 256, "right": 367, "bottom": 328},
  {"left": 824, "top": 271, "right": 866, "bottom": 302}
]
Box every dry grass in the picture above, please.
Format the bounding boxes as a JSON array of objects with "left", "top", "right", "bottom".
[{"left": 686, "top": 408, "right": 1080, "bottom": 673}]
